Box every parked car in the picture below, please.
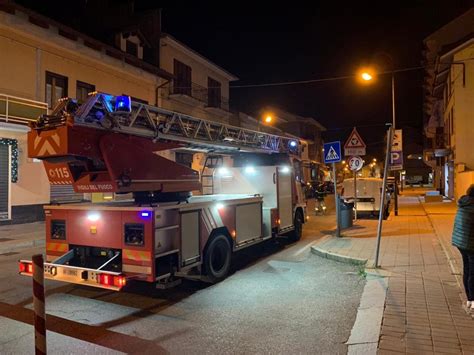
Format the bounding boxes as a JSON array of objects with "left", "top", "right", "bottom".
[{"left": 341, "top": 178, "right": 391, "bottom": 218}]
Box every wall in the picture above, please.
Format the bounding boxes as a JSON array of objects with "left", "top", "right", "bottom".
[
  {"left": 452, "top": 44, "right": 474, "bottom": 198},
  {"left": 456, "top": 171, "right": 474, "bottom": 198},
  {"left": 0, "top": 125, "right": 49, "bottom": 223},
  {"left": 0, "top": 10, "right": 165, "bottom": 220},
  {"left": 159, "top": 36, "right": 233, "bottom": 123},
  {"left": 0, "top": 12, "right": 161, "bottom": 105}
]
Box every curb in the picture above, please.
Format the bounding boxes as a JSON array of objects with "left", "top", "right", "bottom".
[
  {"left": 311, "top": 246, "right": 368, "bottom": 266},
  {"left": 0, "top": 239, "right": 45, "bottom": 254}
]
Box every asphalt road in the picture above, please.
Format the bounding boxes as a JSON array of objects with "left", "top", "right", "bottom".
[{"left": 0, "top": 204, "right": 365, "bottom": 354}]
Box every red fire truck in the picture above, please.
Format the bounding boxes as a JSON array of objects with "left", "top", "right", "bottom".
[{"left": 19, "top": 94, "right": 306, "bottom": 290}]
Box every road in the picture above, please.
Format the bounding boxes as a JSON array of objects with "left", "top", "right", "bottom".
[{"left": 0, "top": 203, "right": 365, "bottom": 354}]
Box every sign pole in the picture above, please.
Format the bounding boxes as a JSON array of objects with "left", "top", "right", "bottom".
[
  {"left": 333, "top": 162, "right": 340, "bottom": 238},
  {"left": 374, "top": 125, "right": 393, "bottom": 268},
  {"left": 353, "top": 170, "right": 357, "bottom": 221}
]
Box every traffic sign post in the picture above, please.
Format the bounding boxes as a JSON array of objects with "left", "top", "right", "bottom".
[
  {"left": 390, "top": 129, "right": 403, "bottom": 216},
  {"left": 324, "top": 141, "right": 342, "bottom": 238},
  {"left": 348, "top": 156, "right": 363, "bottom": 221}
]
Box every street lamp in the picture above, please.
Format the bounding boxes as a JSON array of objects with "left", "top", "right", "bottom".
[
  {"left": 358, "top": 61, "right": 398, "bottom": 216},
  {"left": 259, "top": 113, "right": 273, "bottom": 131},
  {"left": 361, "top": 72, "right": 373, "bottom": 81}
]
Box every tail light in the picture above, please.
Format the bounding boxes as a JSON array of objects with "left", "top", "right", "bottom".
[
  {"left": 98, "top": 274, "right": 126, "bottom": 288},
  {"left": 19, "top": 261, "right": 33, "bottom": 274}
]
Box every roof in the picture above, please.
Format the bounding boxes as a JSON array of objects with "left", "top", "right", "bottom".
[
  {"left": 422, "top": 8, "right": 474, "bottom": 117},
  {"left": 263, "top": 106, "right": 326, "bottom": 131},
  {"left": 161, "top": 33, "right": 239, "bottom": 82},
  {"left": 0, "top": 2, "right": 174, "bottom": 81}
]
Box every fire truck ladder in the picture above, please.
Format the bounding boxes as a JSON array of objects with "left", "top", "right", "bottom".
[
  {"left": 36, "top": 93, "right": 302, "bottom": 156},
  {"left": 201, "top": 155, "right": 224, "bottom": 195}
]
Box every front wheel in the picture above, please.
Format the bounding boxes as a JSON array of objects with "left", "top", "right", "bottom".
[
  {"left": 288, "top": 212, "right": 303, "bottom": 242},
  {"left": 203, "top": 234, "right": 232, "bottom": 283}
]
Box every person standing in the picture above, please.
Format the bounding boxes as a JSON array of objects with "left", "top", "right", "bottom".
[{"left": 452, "top": 184, "right": 474, "bottom": 312}]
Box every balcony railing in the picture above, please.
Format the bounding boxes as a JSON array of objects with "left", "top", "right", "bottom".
[
  {"left": 0, "top": 93, "right": 48, "bottom": 125},
  {"left": 168, "top": 81, "right": 229, "bottom": 111}
]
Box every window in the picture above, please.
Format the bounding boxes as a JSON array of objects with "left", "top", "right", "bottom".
[
  {"left": 76, "top": 81, "right": 95, "bottom": 104},
  {"left": 46, "top": 71, "right": 68, "bottom": 108},
  {"left": 208, "top": 77, "right": 221, "bottom": 108},
  {"left": 173, "top": 59, "right": 192, "bottom": 96},
  {"left": 51, "top": 220, "right": 66, "bottom": 240},
  {"left": 175, "top": 152, "right": 194, "bottom": 168},
  {"left": 126, "top": 40, "right": 138, "bottom": 57},
  {"left": 124, "top": 223, "right": 145, "bottom": 246}
]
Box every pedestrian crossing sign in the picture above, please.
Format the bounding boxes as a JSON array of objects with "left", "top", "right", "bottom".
[{"left": 323, "top": 141, "right": 342, "bottom": 163}]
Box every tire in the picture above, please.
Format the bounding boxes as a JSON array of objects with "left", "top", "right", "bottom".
[
  {"left": 204, "top": 234, "right": 232, "bottom": 283},
  {"left": 288, "top": 211, "right": 303, "bottom": 242}
]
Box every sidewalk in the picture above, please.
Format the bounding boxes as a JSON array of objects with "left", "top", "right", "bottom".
[
  {"left": 0, "top": 222, "right": 44, "bottom": 254},
  {"left": 312, "top": 188, "right": 474, "bottom": 354}
]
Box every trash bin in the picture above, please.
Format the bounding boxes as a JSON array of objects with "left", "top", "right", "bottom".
[{"left": 339, "top": 198, "right": 354, "bottom": 229}]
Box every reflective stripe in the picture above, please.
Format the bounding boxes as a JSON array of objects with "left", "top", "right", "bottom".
[
  {"left": 46, "top": 242, "right": 68, "bottom": 253},
  {"left": 122, "top": 264, "right": 152, "bottom": 274},
  {"left": 122, "top": 249, "right": 151, "bottom": 262}
]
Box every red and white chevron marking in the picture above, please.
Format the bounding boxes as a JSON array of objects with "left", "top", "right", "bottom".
[{"left": 32, "top": 254, "right": 46, "bottom": 355}]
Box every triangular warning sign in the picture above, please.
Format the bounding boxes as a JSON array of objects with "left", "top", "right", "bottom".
[
  {"left": 326, "top": 146, "right": 340, "bottom": 161},
  {"left": 344, "top": 128, "right": 366, "bottom": 149}
]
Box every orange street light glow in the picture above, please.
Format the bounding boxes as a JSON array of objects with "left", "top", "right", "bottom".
[
  {"left": 265, "top": 115, "right": 272, "bottom": 123},
  {"left": 361, "top": 72, "right": 373, "bottom": 81}
]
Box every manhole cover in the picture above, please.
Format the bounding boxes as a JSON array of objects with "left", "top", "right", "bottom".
[
  {"left": 0, "top": 238, "right": 13, "bottom": 242},
  {"left": 0, "top": 251, "right": 19, "bottom": 257}
]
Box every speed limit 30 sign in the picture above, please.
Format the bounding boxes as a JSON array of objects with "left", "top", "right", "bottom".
[{"left": 348, "top": 156, "right": 363, "bottom": 171}]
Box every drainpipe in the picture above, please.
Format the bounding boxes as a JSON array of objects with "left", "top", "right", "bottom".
[{"left": 155, "top": 80, "right": 170, "bottom": 107}]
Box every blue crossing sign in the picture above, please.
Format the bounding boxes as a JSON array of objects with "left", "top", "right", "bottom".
[{"left": 323, "top": 141, "right": 342, "bottom": 163}]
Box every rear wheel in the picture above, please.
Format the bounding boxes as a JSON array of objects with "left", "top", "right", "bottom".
[
  {"left": 204, "top": 234, "right": 232, "bottom": 283},
  {"left": 288, "top": 211, "right": 303, "bottom": 242}
]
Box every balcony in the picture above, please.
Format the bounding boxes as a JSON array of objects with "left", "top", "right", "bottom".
[
  {"left": 167, "top": 81, "right": 230, "bottom": 113},
  {"left": 0, "top": 93, "right": 47, "bottom": 125}
]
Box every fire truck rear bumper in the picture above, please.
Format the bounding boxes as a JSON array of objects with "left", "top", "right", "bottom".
[{"left": 19, "top": 253, "right": 126, "bottom": 291}]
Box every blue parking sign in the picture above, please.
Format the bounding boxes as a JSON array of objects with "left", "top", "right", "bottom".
[{"left": 324, "top": 141, "right": 342, "bottom": 163}]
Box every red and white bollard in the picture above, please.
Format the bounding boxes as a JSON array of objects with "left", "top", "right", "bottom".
[{"left": 32, "top": 254, "right": 46, "bottom": 355}]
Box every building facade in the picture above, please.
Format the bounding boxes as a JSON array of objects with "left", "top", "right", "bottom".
[
  {"left": 0, "top": 2, "right": 238, "bottom": 223},
  {"left": 260, "top": 106, "right": 326, "bottom": 183},
  {"left": 422, "top": 8, "right": 474, "bottom": 199}
]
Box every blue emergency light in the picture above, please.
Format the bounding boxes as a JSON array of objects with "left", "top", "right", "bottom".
[{"left": 115, "top": 95, "right": 131, "bottom": 112}]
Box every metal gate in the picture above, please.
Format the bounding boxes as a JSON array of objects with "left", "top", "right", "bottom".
[{"left": 0, "top": 144, "right": 9, "bottom": 220}]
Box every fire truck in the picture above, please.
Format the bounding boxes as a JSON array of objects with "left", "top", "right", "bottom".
[{"left": 19, "top": 93, "right": 307, "bottom": 290}]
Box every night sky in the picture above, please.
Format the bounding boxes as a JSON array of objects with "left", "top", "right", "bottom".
[
  {"left": 159, "top": 2, "right": 473, "bottom": 156},
  {"left": 16, "top": 1, "right": 474, "bottom": 157}
]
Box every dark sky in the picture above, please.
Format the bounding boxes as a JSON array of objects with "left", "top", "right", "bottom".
[
  {"left": 159, "top": 2, "right": 473, "bottom": 156},
  {"left": 17, "top": 1, "right": 474, "bottom": 156}
]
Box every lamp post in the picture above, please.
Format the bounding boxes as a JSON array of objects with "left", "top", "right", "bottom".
[{"left": 360, "top": 64, "right": 399, "bottom": 216}]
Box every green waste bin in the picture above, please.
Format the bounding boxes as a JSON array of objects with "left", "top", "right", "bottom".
[{"left": 340, "top": 199, "right": 354, "bottom": 229}]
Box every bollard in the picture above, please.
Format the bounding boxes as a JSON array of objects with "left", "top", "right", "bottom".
[{"left": 32, "top": 254, "right": 46, "bottom": 355}]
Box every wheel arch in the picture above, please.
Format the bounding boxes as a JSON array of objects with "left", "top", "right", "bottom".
[
  {"left": 204, "top": 227, "right": 234, "bottom": 254},
  {"left": 294, "top": 206, "right": 305, "bottom": 224}
]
